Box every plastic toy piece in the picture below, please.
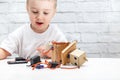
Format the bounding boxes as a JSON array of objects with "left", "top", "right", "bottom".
[
  {"left": 47, "top": 61, "right": 60, "bottom": 68},
  {"left": 51, "top": 42, "right": 70, "bottom": 63},
  {"left": 7, "top": 57, "right": 28, "bottom": 64},
  {"left": 30, "top": 55, "right": 41, "bottom": 66},
  {"left": 7, "top": 61, "right": 28, "bottom": 64},
  {"left": 15, "top": 57, "right": 26, "bottom": 61},
  {"left": 70, "top": 49, "right": 87, "bottom": 68},
  {"left": 35, "top": 64, "right": 44, "bottom": 69},
  {"left": 61, "top": 40, "right": 77, "bottom": 65}
]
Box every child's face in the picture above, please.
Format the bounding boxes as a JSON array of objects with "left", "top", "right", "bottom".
[{"left": 27, "top": 0, "right": 56, "bottom": 33}]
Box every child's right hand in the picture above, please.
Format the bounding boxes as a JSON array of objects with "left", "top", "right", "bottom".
[{"left": 36, "top": 46, "right": 52, "bottom": 58}]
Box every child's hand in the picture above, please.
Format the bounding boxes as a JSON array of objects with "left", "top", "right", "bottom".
[{"left": 37, "top": 46, "right": 52, "bottom": 58}]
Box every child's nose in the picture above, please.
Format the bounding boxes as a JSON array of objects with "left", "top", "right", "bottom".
[{"left": 36, "top": 14, "right": 43, "bottom": 20}]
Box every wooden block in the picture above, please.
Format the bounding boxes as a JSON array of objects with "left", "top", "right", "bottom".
[
  {"left": 51, "top": 42, "right": 70, "bottom": 63},
  {"left": 61, "top": 40, "right": 77, "bottom": 65},
  {"left": 70, "top": 49, "right": 87, "bottom": 68}
]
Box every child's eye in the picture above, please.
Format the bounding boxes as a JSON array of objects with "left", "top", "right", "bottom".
[
  {"left": 44, "top": 12, "right": 49, "bottom": 15},
  {"left": 32, "top": 11, "right": 38, "bottom": 14}
]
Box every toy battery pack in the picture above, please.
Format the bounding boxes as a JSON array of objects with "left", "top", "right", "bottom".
[{"left": 7, "top": 61, "right": 28, "bottom": 64}]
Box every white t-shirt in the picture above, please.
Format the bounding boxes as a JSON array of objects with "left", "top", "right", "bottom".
[{"left": 0, "top": 24, "right": 67, "bottom": 59}]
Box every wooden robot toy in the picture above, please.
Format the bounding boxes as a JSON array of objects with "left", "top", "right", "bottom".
[{"left": 51, "top": 40, "right": 87, "bottom": 68}]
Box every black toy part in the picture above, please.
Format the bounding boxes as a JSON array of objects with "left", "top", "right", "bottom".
[
  {"left": 7, "top": 61, "right": 28, "bottom": 64},
  {"left": 48, "top": 62, "right": 60, "bottom": 68},
  {"left": 30, "top": 55, "right": 41, "bottom": 66},
  {"left": 15, "top": 57, "right": 26, "bottom": 61}
]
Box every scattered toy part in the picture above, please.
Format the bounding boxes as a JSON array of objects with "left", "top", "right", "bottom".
[
  {"left": 15, "top": 57, "right": 26, "bottom": 61},
  {"left": 30, "top": 55, "right": 41, "bottom": 66},
  {"left": 7, "top": 57, "right": 28, "bottom": 64},
  {"left": 47, "top": 61, "right": 61, "bottom": 69},
  {"left": 36, "top": 64, "right": 44, "bottom": 69}
]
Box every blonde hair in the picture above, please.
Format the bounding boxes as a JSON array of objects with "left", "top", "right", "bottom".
[{"left": 26, "top": 0, "right": 57, "bottom": 8}]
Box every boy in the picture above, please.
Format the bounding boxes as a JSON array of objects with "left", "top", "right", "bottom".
[{"left": 0, "top": 0, "right": 67, "bottom": 60}]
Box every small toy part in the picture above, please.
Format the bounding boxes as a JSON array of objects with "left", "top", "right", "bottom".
[
  {"left": 61, "top": 40, "right": 77, "bottom": 65},
  {"left": 70, "top": 49, "right": 87, "bottom": 68},
  {"left": 35, "top": 64, "right": 44, "bottom": 69},
  {"left": 7, "top": 61, "right": 28, "bottom": 64},
  {"left": 47, "top": 61, "right": 60, "bottom": 68},
  {"left": 7, "top": 57, "right": 28, "bottom": 64},
  {"left": 15, "top": 57, "right": 26, "bottom": 61},
  {"left": 30, "top": 55, "right": 41, "bottom": 66}
]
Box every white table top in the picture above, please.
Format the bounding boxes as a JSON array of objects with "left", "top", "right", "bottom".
[{"left": 0, "top": 58, "right": 120, "bottom": 80}]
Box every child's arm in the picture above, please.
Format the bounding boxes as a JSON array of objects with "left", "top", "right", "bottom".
[{"left": 0, "top": 48, "right": 11, "bottom": 60}]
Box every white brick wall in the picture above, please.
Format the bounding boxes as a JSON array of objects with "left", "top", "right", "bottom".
[{"left": 0, "top": 0, "right": 120, "bottom": 58}]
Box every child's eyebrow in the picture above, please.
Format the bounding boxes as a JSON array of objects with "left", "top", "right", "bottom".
[{"left": 30, "top": 7, "right": 52, "bottom": 11}]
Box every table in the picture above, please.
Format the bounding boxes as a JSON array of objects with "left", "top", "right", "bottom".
[{"left": 0, "top": 58, "right": 120, "bottom": 80}]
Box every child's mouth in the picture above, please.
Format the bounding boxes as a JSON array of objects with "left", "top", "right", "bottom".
[{"left": 36, "top": 22, "right": 43, "bottom": 26}]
